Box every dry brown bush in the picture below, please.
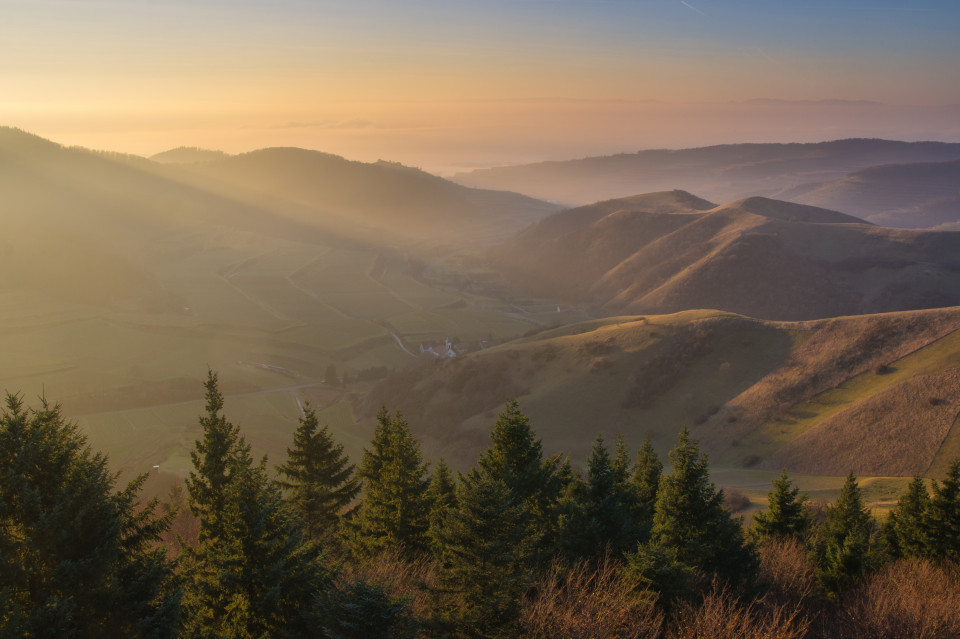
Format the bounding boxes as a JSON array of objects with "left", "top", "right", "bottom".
[
  {"left": 828, "top": 558, "right": 960, "bottom": 639},
  {"left": 339, "top": 549, "right": 442, "bottom": 624},
  {"left": 757, "top": 538, "right": 817, "bottom": 606},
  {"left": 669, "top": 582, "right": 811, "bottom": 639},
  {"left": 520, "top": 557, "right": 664, "bottom": 639}
]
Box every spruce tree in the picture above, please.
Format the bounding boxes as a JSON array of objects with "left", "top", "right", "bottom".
[
  {"left": 186, "top": 370, "right": 249, "bottom": 543},
  {"left": 811, "top": 472, "right": 876, "bottom": 598},
  {"left": 559, "top": 435, "right": 637, "bottom": 562},
  {"left": 441, "top": 467, "right": 531, "bottom": 639},
  {"left": 644, "top": 427, "right": 757, "bottom": 585},
  {"left": 425, "top": 458, "right": 457, "bottom": 557},
  {"left": 181, "top": 374, "right": 329, "bottom": 638},
  {"left": 348, "top": 408, "right": 431, "bottom": 557},
  {"left": 0, "top": 394, "right": 179, "bottom": 638},
  {"left": 925, "top": 458, "right": 960, "bottom": 561},
  {"left": 751, "top": 470, "right": 812, "bottom": 542},
  {"left": 883, "top": 476, "right": 930, "bottom": 559},
  {"left": 276, "top": 404, "right": 360, "bottom": 541},
  {"left": 181, "top": 459, "right": 329, "bottom": 639},
  {"left": 632, "top": 435, "right": 662, "bottom": 540},
  {"left": 476, "top": 399, "right": 562, "bottom": 561}
]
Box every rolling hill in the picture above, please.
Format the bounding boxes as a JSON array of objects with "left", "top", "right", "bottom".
[
  {"left": 0, "top": 127, "right": 567, "bottom": 483},
  {"left": 774, "top": 159, "right": 960, "bottom": 229},
  {"left": 171, "top": 147, "right": 560, "bottom": 246},
  {"left": 495, "top": 191, "right": 960, "bottom": 321},
  {"left": 452, "top": 139, "right": 960, "bottom": 207},
  {"left": 365, "top": 307, "right": 960, "bottom": 485}
]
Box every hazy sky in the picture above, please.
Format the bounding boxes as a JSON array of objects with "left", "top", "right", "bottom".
[{"left": 3, "top": 0, "right": 959, "bottom": 172}]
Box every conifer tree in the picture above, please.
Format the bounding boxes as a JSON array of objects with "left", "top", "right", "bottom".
[
  {"left": 441, "top": 467, "right": 531, "bottom": 639},
  {"left": 181, "top": 374, "right": 329, "bottom": 638},
  {"left": 751, "top": 470, "right": 812, "bottom": 542},
  {"left": 645, "top": 427, "right": 757, "bottom": 585},
  {"left": 0, "top": 394, "right": 179, "bottom": 638},
  {"left": 186, "top": 370, "right": 249, "bottom": 543},
  {"left": 883, "top": 476, "right": 930, "bottom": 559},
  {"left": 348, "top": 408, "right": 431, "bottom": 557},
  {"left": 276, "top": 404, "right": 360, "bottom": 540},
  {"left": 425, "top": 458, "right": 456, "bottom": 557},
  {"left": 559, "top": 435, "right": 637, "bottom": 562},
  {"left": 925, "top": 458, "right": 960, "bottom": 561},
  {"left": 181, "top": 459, "right": 329, "bottom": 639},
  {"left": 632, "top": 435, "right": 662, "bottom": 539},
  {"left": 476, "top": 399, "right": 562, "bottom": 561},
  {"left": 811, "top": 472, "right": 876, "bottom": 598}
]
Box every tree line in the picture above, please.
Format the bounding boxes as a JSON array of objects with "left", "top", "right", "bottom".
[{"left": 2, "top": 371, "right": 959, "bottom": 638}]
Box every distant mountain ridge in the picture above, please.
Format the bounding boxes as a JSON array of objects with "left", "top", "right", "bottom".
[
  {"left": 774, "top": 158, "right": 960, "bottom": 228},
  {"left": 496, "top": 190, "right": 960, "bottom": 321},
  {"left": 453, "top": 139, "right": 960, "bottom": 209},
  {"left": 171, "top": 146, "right": 560, "bottom": 246}
]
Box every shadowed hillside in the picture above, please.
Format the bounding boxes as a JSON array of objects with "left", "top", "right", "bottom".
[
  {"left": 775, "top": 159, "right": 960, "bottom": 228},
  {"left": 365, "top": 307, "right": 960, "bottom": 480},
  {"left": 496, "top": 191, "right": 960, "bottom": 321},
  {"left": 173, "top": 147, "right": 560, "bottom": 246},
  {"left": 453, "top": 139, "right": 960, "bottom": 206}
]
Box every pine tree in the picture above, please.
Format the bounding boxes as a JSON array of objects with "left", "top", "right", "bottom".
[
  {"left": 441, "top": 467, "right": 531, "bottom": 639},
  {"left": 0, "top": 394, "right": 179, "bottom": 638},
  {"left": 476, "top": 399, "right": 562, "bottom": 561},
  {"left": 276, "top": 404, "right": 360, "bottom": 541},
  {"left": 883, "top": 476, "right": 930, "bottom": 559},
  {"left": 632, "top": 435, "right": 662, "bottom": 540},
  {"left": 181, "top": 374, "right": 329, "bottom": 638},
  {"left": 348, "top": 408, "right": 431, "bottom": 557},
  {"left": 425, "top": 458, "right": 457, "bottom": 557},
  {"left": 751, "top": 470, "right": 812, "bottom": 542},
  {"left": 645, "top": 427, "right": 757, "bottom": 585},
  {"left": 186, "top": 370, "right": 250, "bottom": 543},
  {"left": 811, "top": 472, "right": 876, "bottom": 598},
  {"left": 559, "top": 435, "right": 637, "bottom": 562},
  {"left": 925, "top": 458, "right": 960, "bottom": 561},
  {"left": 181, "top": 459, "right": 329, "bottom": 639}
]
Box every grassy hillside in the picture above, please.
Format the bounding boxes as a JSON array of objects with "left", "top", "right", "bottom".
[
  {"left": 365, "top": 308, "right": 960, "bottom": 491},
  {"left": 774, "top": 159, "right": 960, "bottom": 228},
  {"left": 452, "top": 139, "right": 960, "bottom": 206},
  {"left": 0, "top": 127, "right": 574, "bottom": 485},
  {"left": 496, "top": 192, "right": 960, "bottom": 321}
]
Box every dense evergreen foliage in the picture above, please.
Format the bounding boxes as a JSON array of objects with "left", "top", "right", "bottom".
[
  {"left": 644, "top": 427, "right": 758, "bottom": 586},
  {"left": 752, "top": 470, "right": 812, "bottom": 543},
  {"left": 0, "top": 394, "right": 179, "bottom": 638},
  {"left": 5, "top": 377, "right": 960, "bottom": 638},
  {"left": 276, "top": 404, "right": 360, "bottom": 541},
  {"left": 810, "top": 472, "right": 876, "bottom": 598},
  {"left": 347, "top": 408, "right": 431, "bottom": 558}
]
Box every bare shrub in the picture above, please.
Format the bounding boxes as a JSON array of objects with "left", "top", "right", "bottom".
[
  {"left": 339, "top": 549, "right": 441, "bottom": 624},
  {"left": 521, "top": 557, "right": 663, "bottom": 639},
  {"left": 829, "top": 559, "right": 960, "bottom": 639},
  {"left": 669, "top": 583, "right": 810, "bottom": 639},
  {"left": 757, "top": 537, "right": 817, "bottom": 606},
  {"left": 742, "top": 454, "right": 761, "bottom": 468}
]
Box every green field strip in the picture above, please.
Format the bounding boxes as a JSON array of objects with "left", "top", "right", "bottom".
[
  {"left": 928, "top": 412, "right": 960, "bottom": 478},
  {"left": 744, "top": 327, "right": 960, "bottom": 457}
]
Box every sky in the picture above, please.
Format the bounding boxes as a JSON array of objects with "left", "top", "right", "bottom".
[{"left": 2, "top": 0, "right": 959, "bottom": 173}]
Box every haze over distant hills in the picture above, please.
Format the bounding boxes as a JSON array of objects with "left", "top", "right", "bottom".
[
  {"left": 495, "top": 190, "right": 960, "bottom": 321},
  {"left": 453, "top": 139, "right": 960, "bottom": 211},
  {"left": 774, "top": 159, "right": 960, "bottom": 229},
  {"left": 170, "top": 147, "right": 559, "bottom": 246}
]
